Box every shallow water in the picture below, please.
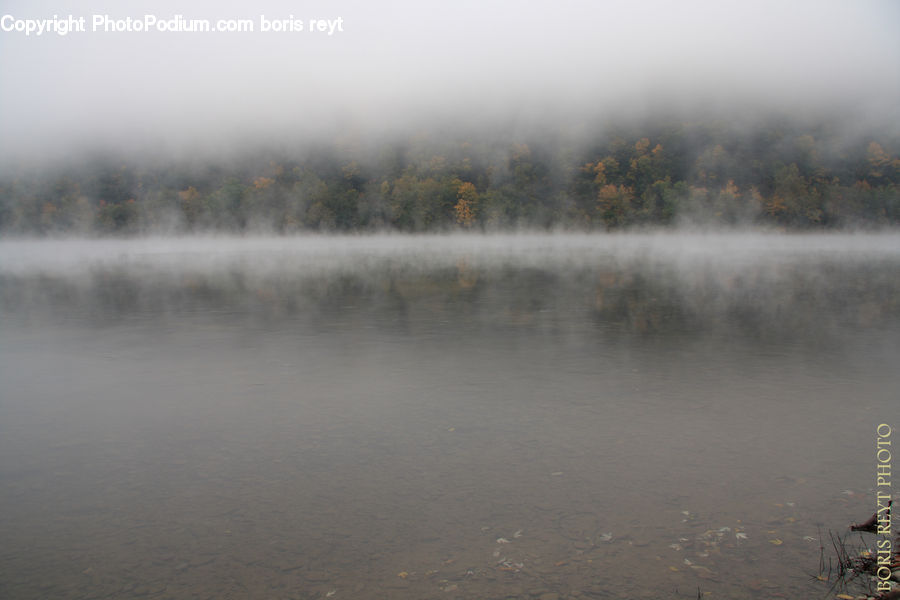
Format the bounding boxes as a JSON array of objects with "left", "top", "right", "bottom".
[{"left": 1, "top": 232, "right": 898, "bottom": 599}]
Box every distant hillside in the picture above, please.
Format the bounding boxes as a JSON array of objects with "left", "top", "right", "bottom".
[{"left": 1, "top": 117, "right": 898, "bottom": 234}]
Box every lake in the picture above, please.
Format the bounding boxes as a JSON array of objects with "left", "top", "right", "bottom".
[{"left": 1, "top": 232, "right": 898, "bottom": 600}]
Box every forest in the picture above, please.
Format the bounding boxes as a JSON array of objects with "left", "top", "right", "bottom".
[{"left": 1, "top": 115, "right": 898, "bottom": 234}]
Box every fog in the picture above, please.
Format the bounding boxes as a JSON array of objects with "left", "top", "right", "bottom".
[
  {"left": 4, "top": 231, "right": 900, "bottom": 275},
  {"left": 3, "top": 232, "right": 899, "bottom": 341},
  {"left": 1, "top": 0, "right": 899, "bottom": 163},
  {"left": 3, "top": 3, "right": 900, "bottom": 596}
]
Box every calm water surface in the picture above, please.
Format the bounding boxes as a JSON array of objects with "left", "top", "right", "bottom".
[{"left": 1, "top": 233, "right": 898, "bottom": 599}]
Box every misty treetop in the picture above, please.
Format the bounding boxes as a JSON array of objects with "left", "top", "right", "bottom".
[{"left": 1, "top": 117, "right": 898, "bottom": 234}]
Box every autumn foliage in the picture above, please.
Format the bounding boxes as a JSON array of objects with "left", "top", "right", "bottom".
[
  {"left": 455, "top": 181, "right": 478, "bottom": 227},
  {"left": 2, "top": 119, "right": 898, "bottom": 233}
]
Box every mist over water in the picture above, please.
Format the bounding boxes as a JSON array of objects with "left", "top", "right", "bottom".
[
  {"left": 3, "top": 232, "right": 899, "bottom": 341},
  {"left": 1, "top": 233, "right": 898, "bottom": 599}
]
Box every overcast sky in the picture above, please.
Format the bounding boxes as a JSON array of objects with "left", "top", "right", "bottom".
[{"left": 1, "top": 0, "right": 898, "bottom": 161}]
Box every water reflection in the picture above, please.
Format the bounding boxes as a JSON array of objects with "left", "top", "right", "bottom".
[
  {"left": 0, "top": 233, "right": 898, "bottom": 599},
  {"left": 3, "top": 234, "right": 898, "bottom": 340}
]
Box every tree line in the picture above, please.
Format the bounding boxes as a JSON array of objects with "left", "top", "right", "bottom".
[{"left": 1, "top": 118, "right": 898, "bottom": 234}]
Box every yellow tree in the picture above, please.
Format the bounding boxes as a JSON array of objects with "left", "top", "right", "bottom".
[
  {"left": 597, "top": 184, "right": 634, "bottom": 228},
  {"left": 253, "top": 177, "right": 274, "bottom": 190},
  {"left": 455, "top": 181, "right": 478, "bottom": 227},
  {"left": 634, "top": 138, "right": 650, "bottom": 155},
  {"left": 592, "top": 161, "right": 607, "bottom": 185},
  {"left": 597, "top": 157, "right": 620, "bottom": 185},
  {"left": 866, "top": 142, "right": 900, "bottom": 181}
]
